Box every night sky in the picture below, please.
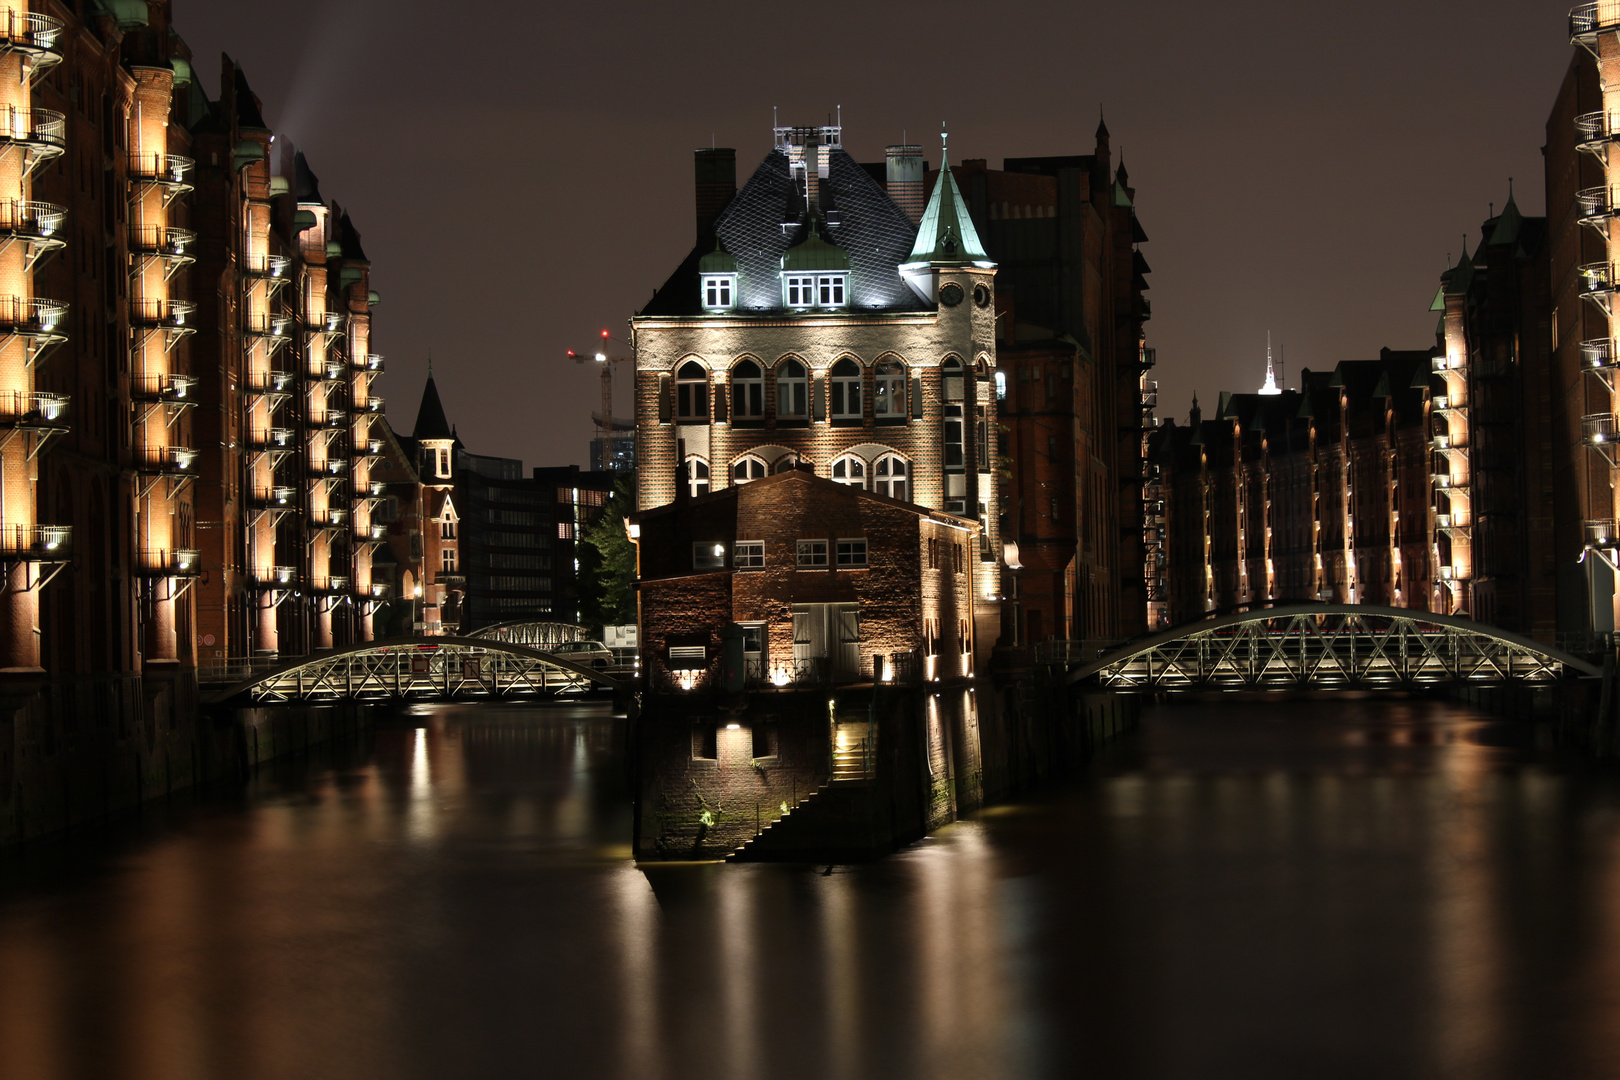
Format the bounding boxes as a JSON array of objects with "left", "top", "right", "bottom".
[{"left": 181, "top": 0, "right": 1572, "bottom": 469}]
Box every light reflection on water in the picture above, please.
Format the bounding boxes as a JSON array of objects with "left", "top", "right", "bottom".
[{"left": 2, "top": 698, "right": 1620, "bottom": 1078}]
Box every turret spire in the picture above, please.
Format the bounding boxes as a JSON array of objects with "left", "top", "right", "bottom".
[
  {"left": 1259, "top": 332, "right": 1282, "bottom": 395},
  {"left": 900, "top": 125, "right": 989, "bottom": 271}
]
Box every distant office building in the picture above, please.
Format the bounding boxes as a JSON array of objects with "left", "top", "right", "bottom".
[
  {"left": 590, "top": 415, "right": 635, "bottom": 472},
  {"left": 533, "top": 465, "right": 616, "bottom": 623},
  {"left": 458, "top": 450, "right": 557, "bottom": 629}
]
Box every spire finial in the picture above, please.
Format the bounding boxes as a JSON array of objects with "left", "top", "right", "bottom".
[
  {"left": 1259, "top": 331, "right": 1281, "bottom": 395},
  {"left": 941, "top": 121, "right": 948, "bottom": 166},
  {"left": 427, "top": 349, "right": 433, "bottom": 377}
]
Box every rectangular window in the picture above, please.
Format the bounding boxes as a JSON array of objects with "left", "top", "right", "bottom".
[
  {"left": 944, "top": 405, "right": 965, "bottom": 467},
  {"left": 703, "top": 275, "right": 734, "bottom": 308},
  {"left": 817, "top": 274, "right": 846, "bottom": 306},
  {"left": 785, "top": 276, "right": 814, "bottom": 306},
  {"left": 796, "top": 539, "right": 828, "bottom": 568},
  {"left": 734, "top": 540, "right": 765, "bottom": 569},
  {"left": 442, "top": 548, "right": 457, "bottom": 573},
  {"left": 441, "top": 519, "right": 456, "bottom": 539},
  {"left": 836, "top": 538, "right": 868, "bottom": 568},
  {"left": 435, "top": 447, "right": 451, "bottom": 477},
  {"left": 693, "top": 541, "right": 726, "bottom": 570}
]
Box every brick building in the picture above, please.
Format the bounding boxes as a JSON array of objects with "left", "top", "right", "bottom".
[
  {"left": 632, "top": 121, "right": 1003, "bottom": 648},
  {"left": 630, "top": 468, "right": 979, "bottom": 691}
]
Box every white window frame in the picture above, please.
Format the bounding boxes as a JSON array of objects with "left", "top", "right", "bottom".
[
  {"left": 734, "top": 540, "right": 765, "bottom": 569},
  {"left": 693, "top": 541, "right": 726, "bottom": 570},
  {"left": 701, "top": 274, "right": 734, "bottom": 310},
  {"left": 830, "top": 358, "right": 862, "bottom": 420},
  {"left": 442, "top": 547, "right": 457, "bottom": 573},
  {"left": 676, "top": 360, "right": 709, "bottom": 421},
  {"left": 776, "top": 359, "right": 808, "bottom": 418},
  {"left": 796, "top": 539, "right": 828, "bottom": 568},
  {"left": 831, "top": 454, "right": 866, "bottom": 488},
  {"left": 434, "top": 446, "right": 451, "bottom": 478},
  {"left": 873, "top": 453, "right": 909, "bottom": 501},
  {"left": 730, "top": 359, "right": 765, "bottom": 419},
  {"left": 816, "top": 274, "right": 847, "bottom": 307},
  {"left": 874, "top": 359, "right": 906, "bottom": 417},
  {"left": 685, "top": 456, "right": 710, "bottom": 498},
  {"left": 835, "top": 537, "right": 868, "bottom": 568},
  {"left": 732, "top": 455, "right": 767, "bottom": 484},
  {"left": 784, "top": 275, "right": 815, "bottom": 307}
]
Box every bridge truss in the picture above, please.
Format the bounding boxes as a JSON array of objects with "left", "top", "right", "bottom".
[
  {"left": 205, "top": 637, "right": 628, "bottom": 705},
  {"left": 1068, "top": 605, "right": 1602, "bottom": 690},
  {"left": 466, "top": 620, "right": 588, "bottom": 647}
]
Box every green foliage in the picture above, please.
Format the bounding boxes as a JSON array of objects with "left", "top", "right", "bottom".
[{"left": 577, "top": 476, "right": 637, "bottom": 630}]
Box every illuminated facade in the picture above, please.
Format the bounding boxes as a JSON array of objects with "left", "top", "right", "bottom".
[{"left": 632, "top": 121, "right": 1003, "bottom": 648}]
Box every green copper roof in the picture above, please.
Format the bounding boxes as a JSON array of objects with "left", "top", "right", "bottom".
[
  {"left": 904, "top": 136, "right": 988, "bottom": 267},
  {"left": 1488, "top": 194, "right": 1523, "bottom": 247},
  {"left": 699, "top": 239, "right": 737, "bottom": 274},
  {"left": 781, "top": 223, "right": 849, "bottom": 272},
  {"left": 1430, "top": 285, "right": 1446, "bottom": 312}
]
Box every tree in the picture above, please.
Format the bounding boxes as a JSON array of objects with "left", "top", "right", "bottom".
[{"left": 577, "top": 476, "right": 637, "bottom": 631}]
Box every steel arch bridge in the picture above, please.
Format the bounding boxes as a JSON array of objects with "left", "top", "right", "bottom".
[
  {"left": 202, "top": 637, "right": 630, "bottom": 705},
  {"left": 1066, "top": 605, "right": 1603, "bottom": 691},
  {"left": 466, "top": 621, "right": 589, "bottom": 647}
]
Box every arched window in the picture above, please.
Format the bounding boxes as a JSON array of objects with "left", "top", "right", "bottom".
[
  {"left": 942, "top": 357, "right": 965, "bottom": 470},
  {"left": 731, "top": 359, "right": 764, "bottom": 419},
  {"left": 830, "top": 358, "right": 862, "bottom": 420},
  {"left": 732, "top": 456, "right": 766, "bottom": 484},
  {"left": 684, "top": 456, "right": 710, "bottom": 497},
  {"left": 874, "top": 359, "right": 906, "bottom": 418},
  {"left": 676, "top": 360, "right": 708, "bottom": 421},
  {"left": 831, "top": 454, "right": 866, "bottom": 487},
  {"left": 873, "top": 453, "right": 909, "bottom": 501},
  {"left": 773, "top": 454, "right": 802, "bottom": 474},
  {"left": 776, "top": 359, "right": 807, "bottom": 419}
]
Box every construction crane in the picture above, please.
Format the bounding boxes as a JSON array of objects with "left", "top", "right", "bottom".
[{"left": 568, "top": 330, "right": 634, "bottom": 457}]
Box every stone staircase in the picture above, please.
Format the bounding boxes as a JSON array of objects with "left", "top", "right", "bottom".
[{"left": 831, "top": 733, "right": 875, "bottom": 782}]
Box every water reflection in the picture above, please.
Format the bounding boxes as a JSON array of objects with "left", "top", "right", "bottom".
[{"left": 2, "top": 699, "right": 1620, "bottom": 1077}]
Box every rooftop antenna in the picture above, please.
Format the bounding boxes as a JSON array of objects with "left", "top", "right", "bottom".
[{"left": 837, "top": 103, "right": 841, "bottom": 127}]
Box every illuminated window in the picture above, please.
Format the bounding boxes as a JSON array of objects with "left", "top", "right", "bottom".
[
  {"left": 873, "top": 453, "right": 909, "bottom": 501},
  {"left": 434, "top": 446, "right": 451, "bottom": 478},
  {"left": 702, "top": 275, "right": 734, "bottom": 310},
  {"left": 442, "top": 547, "right": 457, "bottom": 573},
  {"left": 796, "top": 539, "right": 828, "bottom": 568},
  {"left": 441, "top": 519, "right": 456, "bottom": 539},
  {"left": 874, "top": 359, "right": 906, "bottom": 418},
  {"left": 785, "top": 275, "right": 815, "bottom": 307},
  {"left": 685, "top": 456, "right": 710, "bottom": 497},
  {"left": 942, "top": 358, "right": 965, "bottom": 469},
  {"left": 734, "top": 541, "right": 764, "bottom": 569},
  {"left": 732, "top": 456, "right": 766, "bottom": 484},
  {"left": 776, "top": 359, "right": 808, "bottom": 418},
  {"left": 830, "top": 358, "right": 862, "bottom": 420},
  {"left": 831, "top": 454, "right": 866, "bottom": 487},
  {"left": 816, "top": 274, "right": 847, "bottom": 307},
  {"left": 676, "top": 360, "right": 708, "bottom": 421},
  {"left": 731, "top": 359, "right": 764, "bottom": 418},
  {"left": 693, "top": 542, "right": 726, "bottom": 570},
  {"left": 836, "top": 538, "right": 867, "bottom": 568}
]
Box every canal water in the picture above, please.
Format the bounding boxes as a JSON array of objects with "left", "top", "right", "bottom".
[{"left": 3, "top": 697, "right": 1620, "bottom": 1079}]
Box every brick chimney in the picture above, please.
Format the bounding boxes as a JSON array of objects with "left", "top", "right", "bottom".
[
  {"left": 885, "top": 144, "right": 925, "bottom": 225},
  {"left": 694, "top": 148, "right": 736, "bottom": 243}
]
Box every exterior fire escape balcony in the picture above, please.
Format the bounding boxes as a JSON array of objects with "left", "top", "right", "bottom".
[
  {"left": 1138, "top": 346, "right": 1157, "bottom": 371},
  {"left": 1140, "top": 380, "right": 1158, "bottom": 409},
  {"left": 0, "top": 11, "right": 64, "bottom": 84},
  {"left": 314, "top": 408, "right": 348, "bottom": 430},
  {"left": 241, "top": 253, "right": 290, "bottom": 298},
  {"left": 1572, "top": 2, "right": 1620, "bottom": 51},
  {"left": 127, "top": 151, "right": 193, "bottom": 205},
  {"left": 1430, "top": 355, "right": 1456, "bottom": 373},
  {"left": 364, "top": 581, "right": 390, "bottom": 599},
  {"left": 310, "top": 508, "right": 348, "bottom": 532},
  {"left": 310, "top": 457, "right": 349, "bottom": 478},
  {"left": 1577, "top": 185, "right": 1620, "bottom": 232},
  {"left": 0, "top": 389, "right": 68, "bottom": 437},
  {"left": 137, "top": 548, "right": 201, "bottom": 577},
  {"left": 1580, "top": 261, "right": 1618, "bottom": 317},
  {"left": 0, "top": 295, "right": 66, "bottom": 365},
  {"left": 357, "top": 353, "right": 384, "bottom": 373},
  {"left": 359, "top": 396, "right": 385, "bottom": 415},
  {"left": 353, "top": 437, "right": 384, "bottom": 462},
  {"left": 1576, "top": 109, "right": 1620, "bottom": 156},
  {"left": 1584, "top": 413, "right": 1620, "bottom": 466},
  {"left": 316, "top": 360, "right": 345, "bottom": 382},
  {"left": 0, "top": 106, "right": 64, "bottom": 177},
  {"left": 243, "top": 312, "right": 292, "bottom": 355},
  {"left": 130, "top": 298, "right": 195, "bottom": 353},
  {"left": 135, "top": 445, "right": 198, "bottom": 497},
  {"left": 248, "top": 485, "right": 296, "bottom": 510},
  {"left": 248, "top": 426, "right": 293, "bottom": 452},
  {"left": 1584, "top": 337, "right": 1620, "bottom": 374},
  {"left": 354, "top": 522, "right": 387, "bottom": 543},
  {"left": 1586, "top": 519, "right": 1620, "bottom": 548},
  {"left": 308, "top": 310, "right": 344, "bottom": 342},
  {"left": 249, "top": 565, "right": 297, "bottom": 590},
  {"left": 0, "top": 523, "right": 69, "bottom": 561},
  {"left": 128, "top": 224, "right": 196, "bottom": 281},
  {"left": 1435, "top": 513, "right": 1472, "bottom": 539},
  {"left": 1431, "top": 395, "right": 1466, "bottom": 416},
  {"left": 1432, "top": 472, "right": 1469, "bottom": 494},
  {"left": 0, "top": 199, "right": 65, "bottom": 271},
  {"left": 310, "top": 575, "right": 350, "bottom": 599},
  {"left": 132, "top": 373, "right": 196, "bottom": 405},
  {"left": 244, "top": 369, "right": 293, "bottom": 410}
]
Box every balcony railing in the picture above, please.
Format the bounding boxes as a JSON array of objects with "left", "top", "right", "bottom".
[
  {"left": 310, "top": 457, "right": 349, "bottom": 476},
  {"left": 1572, "top": 2, "right": 1620, "bottom": 43},
  {"left": 128, "top": 224, "right": 196, "bottom": 259},
  {"left": 1581, "top": 261, "right": 1617, "bottom": 297},
  {"left": 138, "top": 548, "right": 200, "bottom": 576},
  {"left": 359, "top": 396, "right": 385, "bottom": 414},
  {"left": 354, "top": 438, "right": 383, "bottom": 458},
  {"left": 0, "top": 295, "right": 66, "bottom": 338},
  {"left": 355, "top": 522, "right": 387, "bottom": 542},
  {"left": 249, "top": 486, "right": 295, "bottom": 508},
  {"left": 250, "top": 565, "right": 297, "bottom": 588},
  {"left": 1587, "top": 519, "right": 1620, "bottom": 547},
  {"left": 358, "top": 353, "right": 384, "bottom": 372},
  {"left": 365, "top": 581, "right": 390, "bottom": 598},
  {"left": 0, "top": 523, "right": 69, "bottom": 560},
  {"left": 244, "top": 370, "right": 294, "bottom": 394},
  {"left": 0, "top": 11, "right": 63, "bottom": 69},
  {"left": 310, "top": 508, "right": 348, "bottom": 529},
  {"left": 243, "top": 312, "right": 291, "bottom": 340},
  {"left": 0, "top": 390, "right": 67, "bottom": 429},
  {"left": 136, "top": 445, "right": 199, "bottom": 476},
  {"left": 1583, "top": 412, "right": 1620, "bottom": 444},
  {"left": 132, "top": 373, "right": 196, "bottom": 403},
  {"left": 1431, "top": 355, "right": 1452, "bottom": 372},
  {"left": 248, "top": 426, "right": 293, "bottom": 450},
  {"left": 241, "top": 253, "right": 290, "bottom": 279},
  {"left": 129, "top": 298, "right": 195, "bottom": 328},
  {"left": 316, "top": 361, "right": 345, "bottom": 382},
  {"left": 1585, "top": 338, "right": 1620, "bottom": 371},
  {"left": 127, "top": 152, "right": 194, "bottom": 187},
  {"left": 1577, "top": 109, "right": 1620, "bottom": 149},
  {"left": 1578, "top": 185, "right": 1618, "bottom": 225},
  {"left": 0, "top": 198, "right": 64, "bottom": 245},
  {"left": 0, "top": 105, "right": 64, "bottom": 153},
  {"left": 310, "top": 576, "right": 350, "bottom": 594},
  {"left": 315, "top": 409, "right": 348, "bottom": 429}
]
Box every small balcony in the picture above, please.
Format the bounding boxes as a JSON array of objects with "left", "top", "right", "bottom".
[
  {"left": 357, "top": 353, "right": 384, "bottom": 373},
  {"left": 128, "top": 225, "right": 196, "bottom": 277},
  {"left": 1587, "top": 519, "right": 1620, "bottom": 548},
  {"left": 310, "top": 575, "right": 350, "bottom": 595},
  {"left": 250, "top": 565, "right": 297, "bottom": 589},
  {"left": 354, "top": 437, "right": 384, "bottom": 460},
  {"left": 364, "top": 480, "right": 386, "bottom": 497},
  {"left": 0, "top": 106, "right": 64, "bottom": 175},
  {"left": 1580, "top": 262, "right": 1617, "bottom": 312},
  {"left": 132, "top": 373, "right": 196, "bottom": 404},
  {"left": 1432, "top": 472, "right": 1468, "bottom": 492},
  {"left": 1583, "top": 412, "right": 1620, "bottom": 444},
  {"left": 248, "top": 426, "right": 293, "bottom": 451},
  {"left": 138, "top": 548, "right": 201, "bottom": 576},
  {"left": 315, "top": 408, "right": 348, "bottom": 429},
  {"left": 310, "top": 457, "right": 349, "bottom": 477},
  {"left": 1432, "top": 395, "right": 1466, "bottom": 414},
  {"left": 364, "top": 581, "right": 390, "bottom": 599},
  {"left": 1571, "top": 2, "right": 1620, "bottom": 48},
  {"left": 0, "top": 199, "right": 65, "bottom": 268},
  {"left": 1578, "top": 185, "right": 1618, "bottom": 228},
  {"left": 359, "top": 396, "right": 385, "bottom": 415},
  {"left": 241, "top": 253, "right": 290, "bottom": 280},
  {"left": 316, "top": 361, "right": 345, "bottom": 382},
  {"left": 0, "top": 295, "right": 67, "bottom": 356},
  {"left": 0, "top": 523, "right": 69, "bottom": 561},
  {"left": 1140, "top": 380, "right": 1158, "bottom": 409},
  {"left": 354, "top": 522, "right": 387, "bottom": 542},
  {"left": 127, "top": 152, "right": 194, "bottom": 203},
  {"left": 1431, "top": 355, "right": 1453, "bottom": 373},
  {"left": 244, "top": 369, "right": 294, "bottom": 395},
  {"left": 129, "top": 298, "right": 195, "bottom": 337},
  {"left": 1138, "top": 346, "right": 1157, "bottom": 370},
  {"left": 1585, "top": 338, "right": 1620, "bottom": 372},
  {"left": 248, "top": 486, "right": 295, "bottom": 509},
  {"left": 0, "top": 390, "right": 68, "bottom": 431},
  {"left": 0, "top": 11, "right": 64, "bottom": 83},
  {"left": 136, "top": 445, "right": 200, "bottom": 477},
  {"left": 310, "top": 508, "right": 348, "bottom": 530},
  {"left": 1577, "top": 109, "right": 1620, "bottom": 153}
]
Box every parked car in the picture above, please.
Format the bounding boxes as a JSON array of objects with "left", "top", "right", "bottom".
[{"left": 551, "top": 640, "right": 613, "bottom": 668}]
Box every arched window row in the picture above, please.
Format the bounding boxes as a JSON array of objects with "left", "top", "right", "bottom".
[
  {"left": 729, "top": 449, "right": 909, "bottom": 502},
  {"left": 671, "top": 356, "right": 974, "bottom": 427}
]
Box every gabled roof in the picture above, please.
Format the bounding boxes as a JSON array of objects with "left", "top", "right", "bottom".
[
  {"left": 231, "top": 61, "right": 268, "bottom": 131},
  {"left": 338, "top": 211, "right": 367, "bottom": 261},
  {"left": 294, "top": 152, "right": 322, "bottom": 205},
  {"left": 413, "top": 371, "right": 453, "bottom": 441},
  {"left": 641, "top": 141, "right": 922, "bottom": 317},
  {"left": 905, "top": 139, "right": 989, "bottom": 268}
]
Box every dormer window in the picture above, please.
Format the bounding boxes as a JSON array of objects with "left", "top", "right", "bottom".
[
  {"left": 784, "top": 273, "right": 847, "bottom": 309},
  {"left": 779, "top": 222, "right": 850, "bottom": 311},
  {"left": 817, "top": 274, "right": 846, "bottom": 306},
  {"left": 702, "top": 274, "right": 734, "bottom": 310},
  {"left": 785, "top": 275, "right": 814, "bottom": 307}
]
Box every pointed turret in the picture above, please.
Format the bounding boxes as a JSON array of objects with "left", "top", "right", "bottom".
[
  {"left": 1259, "top": 333, "right": 1282, "bottom": 395},
  {"left": 413, "top": 365, "right": 453, "bottom": 442},
  {"left": 901, "top": 130, "right": 989, "bottom": 271}
]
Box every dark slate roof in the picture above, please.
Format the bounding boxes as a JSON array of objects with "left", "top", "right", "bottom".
[
  {"left": 412, "top": 374, "right": 453, "bottom": 441},
  {"left": 339, "top": 211, "right": 368, "bottom": 261},
  {"left": 294, "top": 152, "right": 322, "bottom": 204},
  {"left": 641, "top": 145, "right": 922, "bottom": 317},
  {"left": 232, "top": 62, "right": 268, "bottom": 131}
]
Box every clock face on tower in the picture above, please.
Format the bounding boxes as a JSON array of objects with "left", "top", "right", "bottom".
[
  {"left": 973, "top": 284, "right": 991, "bottom": 308},
  {"left": 939, "top": 283, "right": 964, "bottom": 307}
]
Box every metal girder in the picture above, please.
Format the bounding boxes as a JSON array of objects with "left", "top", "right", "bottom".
[
  {"left": 1066, "top": 603, "right": 1602, "bottom": 690},
  {"left": 203, "top": 635, "right": 628, "bottom": 705},
  {"left": 466, "top": 620, "right": 589, "bottom": 647}
]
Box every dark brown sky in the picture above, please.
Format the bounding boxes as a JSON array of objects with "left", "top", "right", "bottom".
[{"left": 180, "top": 0, "right": 1573, "bottom": 467}]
